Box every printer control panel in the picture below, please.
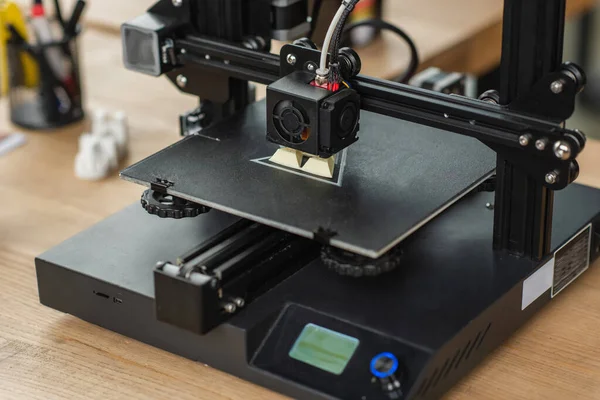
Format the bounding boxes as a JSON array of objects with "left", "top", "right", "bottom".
[{"left": 251, "top": 305, "right": 430, "bottom": 399}]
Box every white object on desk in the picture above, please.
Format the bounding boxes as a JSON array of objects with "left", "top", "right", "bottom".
[
  {"left": 110, "top": 111, "right": 129, "bottom": 159},
  {"left": 74, "top": 109, "right": 130, "bottom": 180},
  {"left": 0, "top": 132, "right": 27, "bottom": 156},
  {"left": 91, "top": 109, "right": 129, "bottom": 157},
  {"left": 74, "top": 134, "right": 116, "bottom": 181},
  {"left": 91, "top": 109, "right": 109, "bottom": 136}
]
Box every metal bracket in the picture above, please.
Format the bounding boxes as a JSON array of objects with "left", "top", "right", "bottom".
[
  {"left": 507, "top": 63, "right": 586, "bottom": 122},
  {"left": 150, "top": 178, "right": 174, "bottom": 193}
]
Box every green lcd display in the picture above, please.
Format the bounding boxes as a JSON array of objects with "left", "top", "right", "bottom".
[{"left": 288, "top": 323, "right": 360, "bottom": 375}]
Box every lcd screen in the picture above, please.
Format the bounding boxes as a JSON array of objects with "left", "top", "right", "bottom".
[{"left": 289, "top": 323, "right": 360, "bottom": 375}]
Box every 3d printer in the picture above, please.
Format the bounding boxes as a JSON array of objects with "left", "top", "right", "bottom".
[{"left": 36, "top": 1, "right": 600, "bottom": 399}]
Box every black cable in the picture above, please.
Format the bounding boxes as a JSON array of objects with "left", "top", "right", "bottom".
[
  {"left": 53, "top": 0, "right": 65, "bottom": 28},
  {"left": 343, "top": 19, "right": 420, "bottom": 83},
  {"left": 308, "top": 0, "right": 324, "bottom": 40},
  {"left": 326, "top": 0, "right": 360, "bottom": 83},
  {"left": 328, "top": 0, "right": 359, "bottom": 67}
]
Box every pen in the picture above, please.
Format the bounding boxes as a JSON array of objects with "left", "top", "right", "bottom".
[
  {"left": 64, "top": 0, "right": 86, "bottom": 37},
  {"left": 52, "top": 0, "right": 64, "bottom": 28},
  {"left": 30, "top": 0, "right": 69, "bottom": 82}
]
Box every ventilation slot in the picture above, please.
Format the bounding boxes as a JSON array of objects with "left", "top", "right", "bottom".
[
  {"left": 466, "top": 331, "right": 482, "bottom": 360},
  {"left": 454, "top": 340, "right": 471, "bottom": 370},
  {"left": 445, "top": 349, "right": 461, "bottom": 379},
  {"left": 475, "top": 323, "right": 491, "bottom": 350},
  {"left": 415, "top": 322, "right": 492, "bottom": 399}
]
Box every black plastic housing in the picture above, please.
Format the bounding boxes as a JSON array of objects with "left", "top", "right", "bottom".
[
  {"left": 121, "top": 13, "right": 180, "bottom": 76},
  {"left": 266, "top": 71, "right": 360, "bottom": 158},
  {"left": 35, "top": 183, "right": 600, "bottom": 400},
  {"left": 153, "top": 220, "right": 320, "bottom": 335},
  {"left": 154, "top": 264, "right": 219, "bottom": 334}
]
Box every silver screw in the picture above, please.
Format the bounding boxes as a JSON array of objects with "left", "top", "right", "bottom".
[
  {"left": 519, "top": 134, "right": 531, "bottom": 147},
  {"left": 233, "top": 298, "right": 245, "bottom": 308},
  {"left": 553, "top": 140, "right": 572, "bottom": 160},
  {"left": 180, "top": 48, "right": 186, "bottom": 54},
  {"left": 443, "top": 113, "right": 450, "bottom": 118},
  {"left": 286, "top": 53, "right": 297, "bottom": 66},
  {"left": 172, "top": 0, "right": 183, "bottom": 6},
  {"left": 223, "top": 303, "right": 237, "bottom": 314},
  {"left": 306, "top": 62, "right": 317, "bottom": 72},
  {"left": 550, "top": 80, "right": 565, "bottom": 94},
  {"left": 545, "top": 172, "right": 558, "bottom": 185},
  {"left": 176, "top": 74, "right": 187, "bottom": 88},
  {"left": 205, "top": 54, "right": 211, "bottom": 60},
  {"left": 485, "top": 202, "right": 494, "bottom": 210},
  {"left": 535, "top": 138, "right": 548, "bottom": 151}
]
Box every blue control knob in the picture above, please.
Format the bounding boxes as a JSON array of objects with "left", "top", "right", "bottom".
[{"left": 370, "top": 352, "right": 399, "bottom": 379}]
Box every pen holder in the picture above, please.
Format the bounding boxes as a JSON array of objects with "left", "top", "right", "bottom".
[{"left": 7, "top": 26, "right": 84, "bottom": 130}]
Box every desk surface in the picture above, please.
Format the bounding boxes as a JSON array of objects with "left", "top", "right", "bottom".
[{"left": 2, "top": 16, "right": 600, "bottom": 400}]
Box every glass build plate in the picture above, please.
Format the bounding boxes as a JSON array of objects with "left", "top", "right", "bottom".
[{"left": 121, "top": 101, "right": 495, "bottom": 258}]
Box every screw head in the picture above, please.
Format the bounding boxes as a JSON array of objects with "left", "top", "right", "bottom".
[
  {"left": 553, "top": 140, "right": 572, "bottom": 160},
  {"left": 519, "top": 135, "right": 531, "bottom": 147},
  {"left": 545, "top": 172, "right": 558, "bottom": 185},
  {"left": 223, "top": 303, "right": 237, "bottom": 314},
  {"left": 176, "top": 74, "right": 187, "bottom": 88},
  {"left": 485, "top": 202, "right": 494, "bottom": 210},
  {"left": 550, "top": 80, "right": 565, "bottom": 94},
  {"left": 535, "top": 138, "right": 548, "bottom": 151},
  {"left": 306, "top": 62, "right": 317, "bottom": 72},
  {"left": 172, "top": 0, "right": 183, "bottom": 6},
  {"left": 233, "top": 298, "right": 245, "bottom": 308},
  {"left": 286, "top": 53, "right": 297, "bottom": 66}
]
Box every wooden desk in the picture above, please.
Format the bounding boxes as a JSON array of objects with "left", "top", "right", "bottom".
[{"left": 2, "top": 24, "right": 600, "bottom": 400}]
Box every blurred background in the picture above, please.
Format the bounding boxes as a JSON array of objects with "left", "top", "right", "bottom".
[{"left": 565, "top": 9, "right": 600, "bottom": 138}]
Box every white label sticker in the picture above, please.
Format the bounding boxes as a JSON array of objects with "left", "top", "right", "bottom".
[
  {"left": 551, "top": 224, "right": 592, "bottom": 297},
  {"left": 521, "top": 258, "right": 554, "bottom": 310}
]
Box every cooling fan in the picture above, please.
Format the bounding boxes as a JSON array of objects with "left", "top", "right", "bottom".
[{"left": 272, "top": 100, "right": 311, "bottom": 144}]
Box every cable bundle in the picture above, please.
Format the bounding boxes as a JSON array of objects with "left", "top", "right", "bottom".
[
  {"left": 317, "top": 0, "right": 358, "bottom": 82},
  {"left": 314, "top": 0, "right": 420, "bottom": 85}
]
